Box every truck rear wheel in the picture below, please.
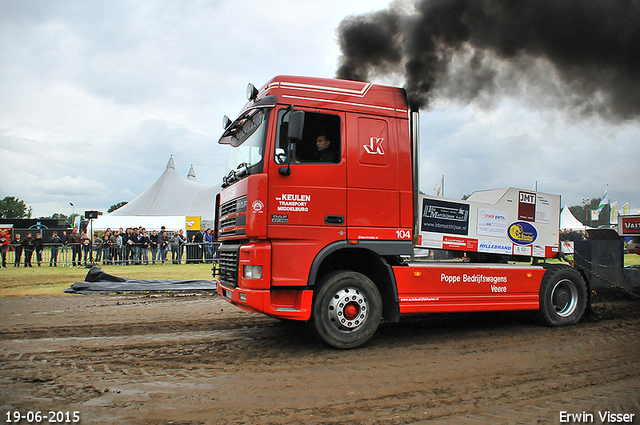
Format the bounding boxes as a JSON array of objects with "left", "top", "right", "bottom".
[
  {"left": 311, "top": 271, "right": 382, "bottom": 349},
  {"left": 537, "top": 265, "right": 587, "bottom": 326}
]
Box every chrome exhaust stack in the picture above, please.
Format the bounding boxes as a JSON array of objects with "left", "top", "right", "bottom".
[{"left": 410, "top": 110, "right": 420, "bottom": 246}]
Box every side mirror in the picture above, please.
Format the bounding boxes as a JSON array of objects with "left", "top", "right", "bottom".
[
  {"left": 279, "top": 108, "right": 305, "bottom": 177},
  {"left": 287, "top": 110, "right": 305, "bottom": 142}
]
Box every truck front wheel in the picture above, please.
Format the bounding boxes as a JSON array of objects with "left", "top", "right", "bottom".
[
  {"left": 311, "top": 271, "right": 382, "bottom": 349},
  {"left": 538, "top": 265, "right": 587, "bottom": 326}
]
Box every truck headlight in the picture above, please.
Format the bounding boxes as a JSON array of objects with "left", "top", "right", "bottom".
[{"left": 243, "top": 265, "right": 262, "bottom": 279}]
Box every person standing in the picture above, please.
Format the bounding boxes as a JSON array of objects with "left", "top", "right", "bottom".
[
  {"left": 68, "top": 228, "right": 82, "bottom": 267},
  {"left": 120, "top": 228, "right": 130, "bottom": 265},
  {"left": 193, "top": 226, "right": 205, "bottom": 263},
  {"left": 102, "top": 228, "right": 111, "bottom": 264},
  {"left": 81, "top": 232, "right": 91, "bottom": 266},
  {"left": 159, "top": 226, "right": 167, "bottom": 264},
  {"left": 49, "top": 231, "right": 62, "bottom": 267},
  {"left": 204, "top": 228, "right": 214, "bottom": 263},
  {"left": 61, "top": 230, "right": 69, "bottom": 266},
  {"left": 178, "top": 229, "right": 187, "bottom": 264},
  {"left": 159, "top": 230, "right": 170, "bottom": 264},
  {"left": 93, "top": 234, "right": 103, "bottom": 263},
  {"left": 102, "top": 232, "right": 112, "bottom": 265},
  {"left": 170, "top": 231, "right": 181, "bottom": 264},
  {"left": 110, "top": 230, "right": 121, "bottom": 265},
  {"left": 139, "top": 230, "right": 150, "bottom": 265},
  {"left": 129, "top": 228, "right": 140, "bottom": 265},
  {"left": 23, "top": 233, "right": 34, "bottom": 267},
  {"left": 13, "top": 234, "right": 23, "bottom": 267},
  {"left": 34, "top": 232, "right": 44, "bottom": 266},
  {"left": 0, "top": 229, "right": 9, "bottom": 268},
  {"left": 149, "top": 230, "right": 159, "bottom": 264}
]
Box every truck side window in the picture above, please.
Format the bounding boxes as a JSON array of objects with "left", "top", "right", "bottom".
[{"left": 275, "top": 110, "right": 341, "bottom": 164}]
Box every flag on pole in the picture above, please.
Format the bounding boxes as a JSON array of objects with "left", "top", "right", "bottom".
[
  {"left": 595, "top": 185, "right": 609, "bottom": 218},
  {"left": 622, "top": 201, "right": 630, "bottom": 216},
  {"left": 434, "top": 175, "right": 444, "bottom": 197},
  {"left": 610, "top": 201, "right": 619, "bottom": 224}
]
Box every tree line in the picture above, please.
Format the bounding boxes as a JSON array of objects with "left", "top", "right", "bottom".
[
  {"left": 568, "top": 198, "right": 612, "bottom": 227},
  {"left": 0, "top": 196, "right": 128, "bottom": 227}
]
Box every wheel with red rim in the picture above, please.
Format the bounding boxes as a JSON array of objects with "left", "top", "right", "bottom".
[
  {"left": 311, "top": 271, "right": 382, "bottom": 349},
  {"left": 328, "top": 287, "right": 368, "bottom": 329}
]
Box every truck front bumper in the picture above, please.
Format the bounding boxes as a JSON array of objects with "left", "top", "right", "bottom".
[{"left": 217, "top": 284, "right": 313, "bottom": 321}]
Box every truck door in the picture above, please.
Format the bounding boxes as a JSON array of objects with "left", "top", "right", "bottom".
[
  {"left": 345, "top": 113, "right": 402, "bottom": 239},
  {"left": 268, "top": 108, "right": 346, "bottom": 287}
]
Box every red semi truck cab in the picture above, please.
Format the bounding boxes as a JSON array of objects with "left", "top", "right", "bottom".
[{"left": 215, "top": 76, "right": 588, "bottom": 348}]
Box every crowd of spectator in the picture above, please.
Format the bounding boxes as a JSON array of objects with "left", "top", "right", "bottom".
[
  {"left": 559, "top": 229, "right": 588, "bottom": 242},
  {"left": 0, "top": 226, "right": 218, "bottom": 268}
]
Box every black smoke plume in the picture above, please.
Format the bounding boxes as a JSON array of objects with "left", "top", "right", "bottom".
[{"left": 336, "top": 0, "right": 640, "bottom": 120}]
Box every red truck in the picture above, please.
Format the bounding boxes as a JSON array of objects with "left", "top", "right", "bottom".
[{"left": 215, "top": 76, "right": 588, "bottom": 348}]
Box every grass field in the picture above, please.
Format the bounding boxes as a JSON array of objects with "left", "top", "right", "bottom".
[
  {"left": 553, "top": 254, "right": 640, "bottom": 266},
  {"left": 1, "top": 256, "right": 638, "bottom": 298},
  {"left": 625, "top": 254, "right": 640, "bottom": 265},
  {"left": 0, "top": 263, "right": 217, "bottom": 297}
]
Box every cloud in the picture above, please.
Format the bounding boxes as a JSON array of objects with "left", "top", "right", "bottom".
[
  {"left": 0, "top": 0, "right": 638, "bottom": 219},
  {"left": 38, "top": 175, "right": 109, "bottom": 196},
  {"left": 418, "top": 97, "right": 640, "bottom": 208}
]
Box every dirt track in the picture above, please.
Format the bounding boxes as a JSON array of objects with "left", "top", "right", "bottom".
[{"left": 1, "top": 293, "right": 638, "bottom": 424}]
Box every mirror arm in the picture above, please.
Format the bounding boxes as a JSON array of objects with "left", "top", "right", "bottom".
[
  {"left": 279, "top": 142, "right": 295, "bottom": 176},
  {"left": 279, "top": 105, "right": 301, "bottom": 176}
]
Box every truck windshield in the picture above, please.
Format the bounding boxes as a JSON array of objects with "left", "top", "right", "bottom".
[{"left": 220, "top": 108, "right": 269, "bottom": 187}]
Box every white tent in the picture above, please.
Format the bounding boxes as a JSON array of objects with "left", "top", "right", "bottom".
[
  {"left": 91, "top": 215, "right": 186, "bottom": 232},
  {"left": 187, "top": 165, "right": 197, "bottom": 181},
  {"left": 560, "top": 205, "right": 587, "bottom": 231},
  {"left": 92, "top": 157, "right": 220, "bottom": 231},
  {"left": 110, "top": 157, "right": 216, "bottom": 218},
  {"left": 189, "top": 185, "right": 220, "bottom": 218}
]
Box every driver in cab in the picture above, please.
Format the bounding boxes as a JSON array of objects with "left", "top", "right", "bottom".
[{"left": 313, "top": 133, "right": 337, "bottom": 163}]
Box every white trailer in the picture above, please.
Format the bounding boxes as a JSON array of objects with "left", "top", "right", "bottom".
[{"left": 417, "top": 187, "right": 561, "bottom": 260}]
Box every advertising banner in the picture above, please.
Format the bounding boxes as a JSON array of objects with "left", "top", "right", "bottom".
[
  {"left": 518, "top": 191, "right": 536, "bottom": 222},
  {"left": 610, "top": 201, "right": 619, "bottom": 225},
  {"left": 421, "top": 198, "right": 469, "bottom": 236},
  {"left": 618, "top": 215, "right": 640, "bottom": 236},
  {"left": 477, "top": 209, "right": 507, "bottom": 237},
  {"left": 186, "top": 216, "right": 201, "bottom": 231},
  {"left": 417, "top": 187, "right": 561, "bottom": 259}
]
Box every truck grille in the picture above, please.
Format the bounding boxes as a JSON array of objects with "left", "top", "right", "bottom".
[
  {"left": 218, "top": 244, "right": 241, "bottom": 288},
  {"left": 219, "top": 228, "right": 247, "bottom": 238},
  {"left": 219, "top": 196, "right": 248, "bottom": 240},
  {"left": 220, "top": 215, "right": 247, "bottom": 231},
  {"left": 220, "top": 196, "right": 247, "bottom": 217}
]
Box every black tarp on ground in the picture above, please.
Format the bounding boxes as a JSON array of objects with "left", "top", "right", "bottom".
[{"left": 64, "top": 266, "right": 217, "bottom": 294}]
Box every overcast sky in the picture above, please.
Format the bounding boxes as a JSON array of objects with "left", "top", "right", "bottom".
[{"left": 1, "top": 0, "right": 639, "bottom": 219}]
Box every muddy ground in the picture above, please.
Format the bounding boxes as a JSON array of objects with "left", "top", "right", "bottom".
[{"left": 0, "top": 292, "right": 638, "bottom": 425}]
